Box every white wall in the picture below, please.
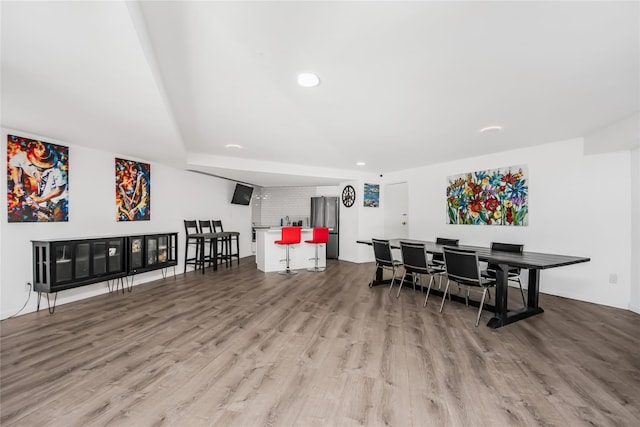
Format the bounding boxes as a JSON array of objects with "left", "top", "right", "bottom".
[
  {"left": 1, "top": 128, "right": 252, "bottom": 319},
  {"left": 338, "top": 179, "right": 385, "bottom": 264},
  {"left": 630, "top": 147, "right": 640, "bottom": 314},
  {"left": 353, "top": 138, "right": 632, "bottom": 310}
]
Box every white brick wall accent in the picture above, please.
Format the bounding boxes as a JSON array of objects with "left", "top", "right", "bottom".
[
  {"left": 251, "top": 187, "right": 262, "bottom": 225},
  {"left": 258, "top": 187, "right": 317, "bottom": 226}
]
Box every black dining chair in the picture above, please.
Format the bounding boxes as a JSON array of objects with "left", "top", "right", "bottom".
[
  {"left": 430, "top": 237, "right": 459, "bottom": 288},
  {"left": 371, "top": 239, "right": 402, "bottom": 294},
  {"left": 432, "top": 237, "right": 459, "bottom": 266},
  {"left": 482, "top": 242, "right": 526, "bottom": 307},
  {"left": 440, "top": 246, "right": 497, "bottom": 327},
  {"left": 398, "top": 241, "right": 439, "bottom": 306}
]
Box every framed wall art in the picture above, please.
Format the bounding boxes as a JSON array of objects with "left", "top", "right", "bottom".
[
  {"left": 363, "top": 183, "right": 380, "bottom": 207},
  {"left": 115, "top": 158, "right": 150, "bottom": 221},
  {"left": 446, "top": 165, "right": 528, "bottom": 226},
  {"left": 7, "top": 134, "right": 69, "bottom": 222}
]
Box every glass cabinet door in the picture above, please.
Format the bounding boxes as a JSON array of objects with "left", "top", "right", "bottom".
[
  {"left": 158, "top": 236, "right": 168, "bottom": 263},
  {"left": 130, "top": 237, "right": 143, "bottom": 270},
  {"left": 55, "top": 244, "right": 73, "bottom": 282},
  {"left": 170, "top": 234, "right": 177, "bottom": 262},
  {"left": 108, "top": 240, "right": 123, "bottom": 273},
  {"left": 75, "top": 243, "right": 90, "bottom": 279},
  {"left": 147, "top": 237, "right": 158, "bottom": 265},
  {"left": 93, "top": 242, "right": 107, "bottom": 275}
]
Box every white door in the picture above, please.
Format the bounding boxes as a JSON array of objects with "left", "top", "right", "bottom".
[{"left": 384, "top": 182, "right": 408, "bottom": 239}]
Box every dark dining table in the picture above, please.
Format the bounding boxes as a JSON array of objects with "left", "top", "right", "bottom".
[
  {"left": 189, "top": 231, "right": 240, "bottom": 273},
  {"left": 357, "top": 238, "right": 590, "bottom": 328}
]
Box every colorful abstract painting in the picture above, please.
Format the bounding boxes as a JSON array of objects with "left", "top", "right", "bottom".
[
  {"left": 7, "top": 134, "right": 69, "bottom": 222},
  {"left": 363, "top": 183, "right": 380, "bottom": 207},
  {"left": 115, "top": 158, "right": 150, "bottom": 221},
  {"left": 446, "top": 165, "right": 528, "bottom": 226}
]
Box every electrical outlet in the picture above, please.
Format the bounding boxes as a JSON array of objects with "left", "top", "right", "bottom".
[
  {"left": 25, "top": 281, "right": 31, "bottom": 292},
  {"left": 608, "top": 274, "right": 617, "bottom": 284}
]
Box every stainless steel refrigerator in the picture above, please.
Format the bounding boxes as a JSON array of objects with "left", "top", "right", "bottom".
[{"left": 310, "top": 196, "right": 339, "bottom": 259}]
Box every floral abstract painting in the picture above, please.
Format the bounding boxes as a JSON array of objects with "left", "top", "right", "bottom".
[
  {"left": 446, "top": 165, "right": 528, "bottom": 226},
  {"left": 363, "top": 183, "right": 380, "bottom": 207},
  {"left": 7, "top": 134, "right": 69, "bottom": 222},
  {"left": 115, "top": 158, "right": 150, "bottom": 221}
]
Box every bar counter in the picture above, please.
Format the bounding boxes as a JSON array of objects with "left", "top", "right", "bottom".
[{"left": 256, "top": 228, "right": 326, "bottom": 272}]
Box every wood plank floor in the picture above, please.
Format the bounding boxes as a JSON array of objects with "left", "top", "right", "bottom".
[{"left": 1, "top": 258, "right": 639, "bottom": 426}]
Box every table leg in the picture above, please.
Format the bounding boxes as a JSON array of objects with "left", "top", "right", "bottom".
[
  {"left": 487, "top": 266, "right": 544, "bottom": 328},
  {"left": 368, "top": 266, "right": 404, "bottom": 287},
  {"left": 487, "top": 264, "right": 509, "bottom": 328},
  {"left": 368, "top": 265, "right": 384, "bottom": 286},
  {"left": 527, "top": 269, "right": 541, "bottom": 308}
]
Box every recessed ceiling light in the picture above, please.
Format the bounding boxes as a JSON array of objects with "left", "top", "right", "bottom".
[
  {"left": 356, "top": 162, "right": 366, "bottom": 166},
  {"left": 297, "top": 72, "right": 320, "bottom": 87},
  {"left": 225, "top": 144, "right": 243, "bottom": 149},
  {"left": 480, "top": 126, "right": 503, "bottom": 133}
]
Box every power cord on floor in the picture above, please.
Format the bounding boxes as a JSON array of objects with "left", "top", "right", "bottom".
[{"left": 8, "top": 282, "right": 32, "bottom": 319}]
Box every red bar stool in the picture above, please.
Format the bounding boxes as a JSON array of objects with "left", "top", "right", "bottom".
[
  {"left": 305, "top": 227, "right": 329, "bottom": 272},
  {"left": 274, "top": 226, "right": 302, "bottom": 275}
]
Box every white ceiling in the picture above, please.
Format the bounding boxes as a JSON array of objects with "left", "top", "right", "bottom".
[{"left": 2, "top": 1, "right": 638, "bottom": 187}]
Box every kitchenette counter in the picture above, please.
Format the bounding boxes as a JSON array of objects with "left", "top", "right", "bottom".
[{"left": 255, "top": 228, "right": 326, "bottom": 272}]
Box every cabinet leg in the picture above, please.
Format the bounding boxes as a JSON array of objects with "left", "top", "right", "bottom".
[
  {"left": 35, "top": 291, "right": 58, "bottom": 314},
  {"left": 47, "top": 292, "right": 58, "bottom": 314}
]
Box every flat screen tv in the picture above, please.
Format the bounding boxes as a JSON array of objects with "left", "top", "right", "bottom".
[{"left": 231, "top": 183, "right": 254, "bottom": 205}]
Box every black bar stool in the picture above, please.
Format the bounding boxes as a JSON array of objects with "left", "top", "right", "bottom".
[
  {"left": 183, "top": 220, "right": 203, "bottom": 273},
  {"left": 213, "top": 220, "right": 240, "bottom": 266}
]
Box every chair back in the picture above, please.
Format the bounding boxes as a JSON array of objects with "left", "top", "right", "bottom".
[
  {"left": 199, "top": 220, "right": 213, "bottom": 233},
  {"left": 488, "top": 242, "right": 523, "bottom": 273},
  {"left": 280, "top": 226, "right": 301, "bottom": 244},
  {"left": 443, "top": 246, "right": 482, "bottom": 287},
  {"left": 400, "top": 241, "right": 429, "bottom": 274},
  {"left": 312, "top": 227, "right": 329, "bottom": 243},
  {"left": 372, "top": 239, "right": 396, "bottom": 267},
  {"left": 212, "top": 220, "right": 224, "bottom": 232},
  {"left": 184, "top": 220, "right": 199, "bottom": 236},
  {"left": 491, "top": 242, "right": 523, "bottom": 254},
  {"left": 433, "top": 237, "right": 459, "bottom": 263}
]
